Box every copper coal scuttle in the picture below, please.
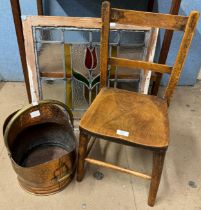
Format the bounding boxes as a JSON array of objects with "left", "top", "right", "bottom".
[{"left": 3, "top": 100, "right": 77, "bottom": 195}]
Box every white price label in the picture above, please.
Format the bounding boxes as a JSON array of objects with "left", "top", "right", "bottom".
[
  {"left": 30, "top": 110, "right": 40, "bottom": 118},
  {"left": 116, "top": 129, "right": 129, "bottom": 137},
  {"left": 110, "top": 22, "right": 116, "bottom": 27}
]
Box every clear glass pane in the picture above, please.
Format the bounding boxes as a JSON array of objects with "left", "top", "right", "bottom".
[
  {"left": 92, "top": 31, "right": 100, "bottom": 43},
  {"left": 35, "top": 28, "right": 62, "bottom": 42},
  {"left": 120, "top": 31, "right": 145, "bottom": 46},
  {"left": 116, "top": 46, "right": 144, "bottom": 76},
  {"left": 64, "top": 30, "right": 89, "bottom": 44},
  {"left": 42, "top": 79, "right": 65, "bottom": 102},
  {"left": 37, "top": 43, "right": 64, "bottom": 74},
  {"left": 109, "top": 31, "right": 119, "bottom": 45}
]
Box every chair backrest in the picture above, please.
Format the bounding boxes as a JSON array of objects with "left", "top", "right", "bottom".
[{"left": 100, "top": 1, "right": 199, "bottom": 105}]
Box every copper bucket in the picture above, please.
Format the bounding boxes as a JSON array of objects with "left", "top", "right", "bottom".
[{"left": 3, "top": 100, "right": 77, "bottom": 195}]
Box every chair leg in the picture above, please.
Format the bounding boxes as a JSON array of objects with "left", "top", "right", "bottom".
[
  {"left": 148, "top": 150, "right": 166, "bottom": 207},
  {"left": 77, "top": 131, "right": 90, "bottom": 182}
]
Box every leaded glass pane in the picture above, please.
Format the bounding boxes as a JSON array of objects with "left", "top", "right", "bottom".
[{"left": 33, "top": 27, "right": 149, "bottom": 119}]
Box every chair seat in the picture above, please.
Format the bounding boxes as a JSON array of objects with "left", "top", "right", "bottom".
[{"left": 80, "top": 88, "right": 169, "bottom": 148}]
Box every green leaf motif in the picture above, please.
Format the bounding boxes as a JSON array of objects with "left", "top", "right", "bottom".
[{"left": 72, "top": 70, "right": 100, "bottom": 89}]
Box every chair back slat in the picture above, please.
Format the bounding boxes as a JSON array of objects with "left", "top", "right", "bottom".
[
  {"left": 100, "top": 2, "right": 110, "bottom": 88},
  {"left": 111, "top": 8, "right": 188, "bottom": 31},
  {"left": 100, "top": 1, "right": 199, "bottom": 104},
  {"left": 109, "top": 57, "right": 172, "bottom": 74},
  {"left": 164, "top": 11, "right": 199, "bottom": 104}
]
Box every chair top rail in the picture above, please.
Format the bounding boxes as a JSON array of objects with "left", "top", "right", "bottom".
[{"left": 111, "top": 8, "right": 188, "bottom": 31}]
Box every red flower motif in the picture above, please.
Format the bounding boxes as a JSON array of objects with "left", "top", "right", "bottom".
[{"left": 85, "top": 46, "right": 97, "bottom": 70}]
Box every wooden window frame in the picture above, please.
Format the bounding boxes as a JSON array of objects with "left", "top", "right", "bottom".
[{"left": 22, "top": 15, "right": 158, "bottom": 102}]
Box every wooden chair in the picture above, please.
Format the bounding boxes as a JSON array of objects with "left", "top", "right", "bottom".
[{"left": 77, "top": 1, "right": 199, "bottom": 207}]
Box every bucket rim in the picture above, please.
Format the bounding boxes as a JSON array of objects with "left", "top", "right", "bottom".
[{"left": 3, "top": 99, "right": 74, "bottom": 155}]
